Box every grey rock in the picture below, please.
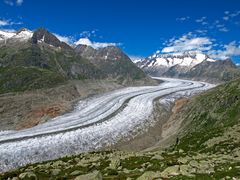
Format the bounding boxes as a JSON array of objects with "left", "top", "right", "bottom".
[
  {"left": 74, "top": 171, "right": 102, "bottom": 180},
  {"left": 136, "top": 171, "right": 161, "bottom": 180},
  {"left": 19, "top": 172, "right": 37, "bottom": 180},
  {"left": 161, "top": 165, "right": 180, "bottom": 178},
  {"left": 70, "top": 170, "right": 82, "bottom": 176},
  {"left": 151, "top": 154, "right": 164, "bottom": 160},
  {"left": 51, "top": 168, "right": 61, "bottom": 176}
]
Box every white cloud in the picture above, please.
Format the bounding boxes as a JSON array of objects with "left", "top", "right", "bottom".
[
  {"left": 4, "top": 0, "right": 23, "bottom": 6},
  {"left": 16, "top": 0, "right": 23, "bottom": 6},
  {"left": 129, "top": 55, "right": 144, "bottom": 62},
  {"left": 209, "top": 42, "right": 240, "bottom": 60},
  {"left": 80, "top": 30, "right": 98, "bottom": 38},
  {"left": 75, "top": 38, "right": 92, "bottom": 46},
  {"left": 162, "top": 34, "right": 212, "bottom": 53},
  {"left": 4, "top": 0, "right": 14, "bottom": 6},
  {"left": 161, "top": 33, "right": 240, "bottom": 60},
  {"left": 218, "top": 27, "right": 229, "bottom": 32},
  {"left": 195, "top": 29, "right": 208, "bottom": 35},
  {"left": 195, "top": 17, "right": 209, "bottom": 26},
  {"left": 0, "top": 20, "right": 10, "bottom": 26},
  {"left": 177, "top": 11, "right": 239, "bottom": 34},
  {"left": 176, "top": 16, "right": 190, "bottom": 21},
  {"left": 74, "top": 38, "right": 120, "bottom": 49},
  {"left": 0, "top": 19, "right": 22, "bottom": 27},
  {"left": 224, "top": 11, "right": 230, "bottom": 15},
  {"left": 223, "top": 16, "right": 230, "bottom": 21},
  {"left": 223, "top": 10, "right": 240, "bottom": 21},
  {"left": 229, "top": 10, "right": 240, "bottom": 18},
  {"left": 53, "top": 33, "right": 74, "bottom": 44},
  {"left": 196, "top": 16, "right": 206, "bottom": 23}
]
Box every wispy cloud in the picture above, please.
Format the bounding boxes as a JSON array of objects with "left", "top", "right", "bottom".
[
  {"left": 16, "top": 0, "right": 23, "bottom": 6},
  {"left": 74, "top": 38, "right": 121, "bottom": 49},
  {"left": 176, "top": 16, "right": 190, "bottom": 22},
  {"left": 195, "top": 29, "right": 208, "bottom": 35},
  {"left": 177, "top": 10, "right": 240, "bottom": 35},
  {"left": 161, "top": 32, "right": 240, "bottom": 60},
  {"left": 223, "top": 10, "right": 240, "bottom": 21},
  {"left": 162, "top": 33, "right": 212, "bottom": 53},
  {"left": 129, "top": 55, "right": 144, "bottom": 62},
  {"left": 4, "top": 0, "right": 14, "bottom": 6},
  {"left": 53, "top": 33, "right": 74, "bottom": 44},
  {"left": 80, "top": 30, "right": 98, "bottom": 38},
  {"left": 218, "top": 27, "right": 229, "bottom": 32},
  {"left": 208, "top": 41, "right": 240, "bottom": 60},
  {"left": 4, "top": 0, "right": 23, "bottom": 6},
  {"left": 195, "top": 16, "right": 207, "bottom": 23},
  {"left": 0, "top": 19, "right": 10, "bottom": 26},
  {"left": 0, "top": 18, "right": 22, "bottom": 27},
  {"left": 223, "top": 16, "right": 230, "bottom": 21}
]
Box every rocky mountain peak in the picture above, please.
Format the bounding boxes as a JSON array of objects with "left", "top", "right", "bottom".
[
  {"left": 31, "top": 27, "right": 72, "bottom": 51},
  {"left": 135, "top": 50, "right": 239, "bottom": 82},
  {"left": 16, "top": 28, "right": 31, "bottom": 34}
]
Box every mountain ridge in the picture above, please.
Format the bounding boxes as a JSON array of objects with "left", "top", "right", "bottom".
[
  {"left": 0, "top": 27, "right": 152, "bottom": 94},
  {"left": 136, "top": 51, "right": 240, "bottom": 83}
]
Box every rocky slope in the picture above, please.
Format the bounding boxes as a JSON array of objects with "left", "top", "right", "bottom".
[
  {"left": 1, "top": 78, "right": 240, "bottom": 179},
  {"left": 0, "top": 79, "right": 123, "bottom": 131},
  {"left": 136, "top": 51, "right": 240, "bottom": 83},
  {"left": 178, "top": 59, "right": 240, "bottom": 83},
  {"left": 75, "top": 44, "right": 148, "bottom": 83}
]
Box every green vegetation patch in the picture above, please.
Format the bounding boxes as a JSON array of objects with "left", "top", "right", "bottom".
[{"left": 0, "top": 66, "right": 66, "bottom": 94}]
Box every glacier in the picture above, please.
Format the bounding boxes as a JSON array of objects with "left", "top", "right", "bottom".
[{"left": 0, "top": 78, "right": 214, "bottom": 172}]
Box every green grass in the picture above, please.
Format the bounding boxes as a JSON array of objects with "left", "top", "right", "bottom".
[
  {"left": 0, "top": 66, "right": 66, "bottom": 94},
  {"left": 175, "top": 78, "right": 240, "bottom": 152}
]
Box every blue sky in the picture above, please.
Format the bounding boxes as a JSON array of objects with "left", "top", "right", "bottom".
[{"left": 0, "top": 0, "right": 240, "bottom": 63}]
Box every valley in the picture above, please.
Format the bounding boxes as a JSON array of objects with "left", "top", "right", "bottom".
[
  {"left": 0, "top": 7, "right": 240, "bottom": 178},
  {"left": 0, "top": 78, "right": 213, "bottom": 173}
]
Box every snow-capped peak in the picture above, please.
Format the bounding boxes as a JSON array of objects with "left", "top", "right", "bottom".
[
  {"left": 0, "top": 30, "right": 16, "bottom": 40},
  {"left": 141, "top": 51, "right": 216, "bottom": 69},
  {"left": 14, "top": 28, "right": 33, "bottom": 40},
  {"left": 0, "top": 28, "right": 33, "bottom": 43}
]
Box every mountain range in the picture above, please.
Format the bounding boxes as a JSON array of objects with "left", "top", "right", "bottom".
[
  {"left": 0, "top": 28, "right": 149, "bottom": 94},
  {"left": 136, "top": 51, "right": 240, "bottom": 83}
]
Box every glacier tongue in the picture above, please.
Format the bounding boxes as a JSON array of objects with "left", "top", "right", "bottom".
[{"left": 0, "top": 78, "right": 214, "bottom": 172}]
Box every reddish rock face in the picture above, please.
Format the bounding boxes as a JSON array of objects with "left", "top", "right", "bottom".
[{"left": 16, "top": 103, "right": 68, "bottom": 130}]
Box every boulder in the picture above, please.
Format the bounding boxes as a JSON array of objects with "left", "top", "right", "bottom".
[
  {"left": 51, "top": 168, "right": 61, "bottom": 176},
  {"left": 70, "top": 170, "right": 82, "bottom": 176},
  {"left": 177, "top": 157, "right": 189, "bottom": 164},
  {"left": 75, "top": 171, "right": 102, "bottom": 180},
  {"left": 136, "top": 171, "right": 161, "bottom": 180},
  {"left": 151, "top": 154, "right": 164, "bottom": 160},
  {"left": 19, "top": 172, "right": 37, "bottom": 180},
  {"left": 161, "top": 165, "right": 180, "bottom": 178}
]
